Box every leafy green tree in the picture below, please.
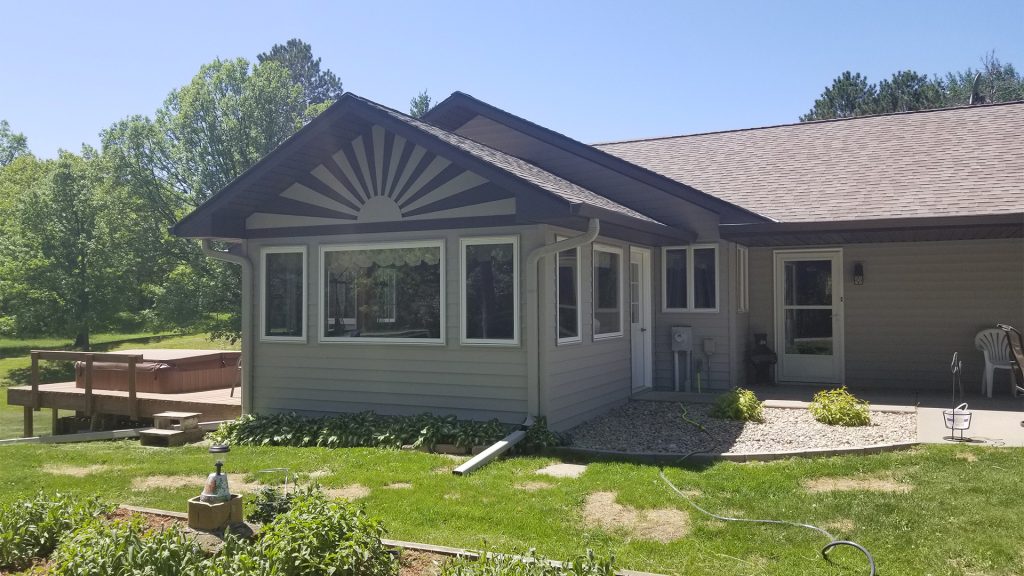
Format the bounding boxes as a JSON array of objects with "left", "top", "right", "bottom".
[
  {"left": 258, "top": 38, "right": 343, "bottom": 107},
  {"left": 0, "top": 120, "right": 29, "bottom": 167},
  {"left": 409, "top": 90, "right": 433, "bottom": 118},
  {"left": 101, "top": 55, "right": 319, "bottom": 339},
  {"left": 0, "top": 150, "right": 161, "bottom": 347}
]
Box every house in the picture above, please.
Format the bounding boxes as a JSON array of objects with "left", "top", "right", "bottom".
[{"left": 173, "top": 92, "right": 1024, "bottom": 431}]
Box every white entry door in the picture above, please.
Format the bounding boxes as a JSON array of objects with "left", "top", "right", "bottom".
[
  {"left": 774, "top": 250, "right": 844, "bottom": 383},
  {"left": 630, "top": 248, "right": 653, "bottom": 391}
]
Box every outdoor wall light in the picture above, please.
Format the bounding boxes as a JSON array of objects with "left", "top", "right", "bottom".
[{"left": 853, "top": 262, "right": 864, "bottom": 285}]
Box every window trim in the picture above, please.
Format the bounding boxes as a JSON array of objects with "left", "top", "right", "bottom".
[
  {"left": 662, "top": 244, "right": 720, "bottom": 314},
  {"left": 260, "top": 245, "right": 308, "bottom": 343},
  {"left": 592, "top": 243, "right": 624, "bottom": 340},
  {"left": 460, "top": 235, "right": 520, "bottom": 346},
  {"left": 555, "top": 238, "right": 582, "bottom": 345},
  {"left": 318, "top": 239, "right": 446, "bottom": 345},
  {"left": 737, "top": 245, "right": 749, "bottom": 313}
]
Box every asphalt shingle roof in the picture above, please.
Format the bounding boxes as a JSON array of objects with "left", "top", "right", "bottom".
[{"left": 595, "top": 103, "right": 1024, "bottom": 223}]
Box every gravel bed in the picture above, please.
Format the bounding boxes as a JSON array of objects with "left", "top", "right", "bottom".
[{"left": 566, "top": 401, "right": 917, "bottom": 454}]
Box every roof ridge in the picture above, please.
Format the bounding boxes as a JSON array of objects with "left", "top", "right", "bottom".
[{"left": 592, "top": 100, "right": 1024, "bottom": 146}]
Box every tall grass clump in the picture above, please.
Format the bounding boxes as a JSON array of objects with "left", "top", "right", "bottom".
[
  {"left": 709, "top": 388, "right": 764, "bottom": 422},
  {"left": 808, "top": 386, "right": 871, "bottom": 426}
]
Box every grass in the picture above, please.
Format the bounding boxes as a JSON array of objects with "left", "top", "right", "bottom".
[
  {"left": 0, "top": 442, "right": 1020, "bottom": 575},
  {"left": 0, "top": 333, "right": 239, "bottom": 439}
]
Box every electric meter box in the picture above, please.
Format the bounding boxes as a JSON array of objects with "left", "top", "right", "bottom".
[{"left": 671, "top": 326, "right": 693, "bottom": 352}]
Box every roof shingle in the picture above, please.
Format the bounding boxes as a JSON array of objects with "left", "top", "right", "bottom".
[{"left": 595, "top": 103, "right": 1024, "bottom": 223}]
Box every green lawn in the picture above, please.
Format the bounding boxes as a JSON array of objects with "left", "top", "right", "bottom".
[
  {"left": 0, "top": 442, "right": 1020, "bottom": 575},
  {"left": 0, "top": 333, "right": 239, "bottom": 439}
]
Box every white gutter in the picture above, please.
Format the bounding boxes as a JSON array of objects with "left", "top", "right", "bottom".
[
  {"left": 202, "top": 239, "right": 254, "bottom": 414},
  {"left": 525, "top": 218, "right": 600, "bottom": 417}
]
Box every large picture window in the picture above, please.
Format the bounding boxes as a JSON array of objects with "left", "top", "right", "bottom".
[
  {"left": 593, "top": 244, "right": 623, "bottom": 338},
  {"left": 461, "top": 236, "right": 519, "bottom": 344},
  {"left": 261, "top": 246, "right": 306, "bottom": 342},
  {"left": 320, "top": 241, "right": 444, "bottom": 343},
  {"left": 556, "top": 244, "right": 581, "bottom": 344},
  {"left": 663, "top": 244, "right": 719, "bottom": 312}
]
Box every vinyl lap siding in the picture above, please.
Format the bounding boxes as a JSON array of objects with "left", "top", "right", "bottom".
[
  {"left": 248, "top": 226, "right": 538, "bottom": 424},
  {"left": 747, "top": 238, "right": 1024, "bottom": 391}
]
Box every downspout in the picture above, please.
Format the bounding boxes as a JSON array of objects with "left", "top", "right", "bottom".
[
  {"left": 526, "top": 218, "right": 600, "bottom": 418},
  {"left": 202, "top": 239, "right": 254, "bottom": 415}
]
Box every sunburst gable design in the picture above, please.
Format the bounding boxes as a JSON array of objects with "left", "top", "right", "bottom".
[{"left": 246, "top": 125, "right": 515, "bottom": 230}]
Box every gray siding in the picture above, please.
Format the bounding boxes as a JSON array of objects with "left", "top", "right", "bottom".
[
  {"left": 747, "top": 238, "right": 1024, "bottom": 391},
  {"left": 248, "top": 225, "right": 542, "bottom": 423},
  {"left": 540, "top": 227, "right": 632, "bottom": 431},
  {"left": 650, "top": 240, "right": 737, "bottom": 391}
]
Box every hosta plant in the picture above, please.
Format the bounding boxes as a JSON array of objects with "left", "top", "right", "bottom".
[{"left": 808, "top": 386, "right": 871, "bottom": 426}]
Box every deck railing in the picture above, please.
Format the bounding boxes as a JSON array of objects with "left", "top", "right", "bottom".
[{"left": 26, "top": 350, "right": 144, "bottom": 437}]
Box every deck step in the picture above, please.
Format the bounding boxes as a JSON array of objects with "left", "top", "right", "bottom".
[
  {"left": 139, "top": 427, "right": 204, "bottom": 447},
  {"left": 153, "top": 411, "right": 202, "bottom": 431}
]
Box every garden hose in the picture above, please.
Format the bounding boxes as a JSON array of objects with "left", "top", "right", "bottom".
[{"left": 659, "top": 469, "right": 876, "bottom": 576}]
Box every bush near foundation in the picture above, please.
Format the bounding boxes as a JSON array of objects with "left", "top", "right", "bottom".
[
  {"left": 710, "top": 388, "right": 765, "bottom": 422},
  {"left": 809, "top": 387, "right": 871, "bottom": 426},
  {"left": 210, "top": 412, "right": 507, "bottom": 450}
]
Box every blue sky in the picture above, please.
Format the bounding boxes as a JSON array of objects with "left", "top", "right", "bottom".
[{"left": 3, "top": 0, "right": 1022, "bottom": 158}]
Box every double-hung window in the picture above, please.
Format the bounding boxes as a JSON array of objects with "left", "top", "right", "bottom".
[
  {"left": 461, "top": 236, "right": 519, "bottom": 345},
  {"left": 593, "top": 244, "right": 623, "bottom": 339},
  {"left": 320, "top": 241, "right": 444, "bottom": 343},
  {"left": 556, "top": 242, "right": 581, "bottom": 344},
  {"left": 261, "top": 246, "right": 307, "bottom": 342},
  {"left": 663, "top": 244, "right": 719, "bottom": 312}
]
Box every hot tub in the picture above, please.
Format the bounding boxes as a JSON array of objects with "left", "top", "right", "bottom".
[{"left": 75, "top": 349, "right": 241, "bottom": 394}]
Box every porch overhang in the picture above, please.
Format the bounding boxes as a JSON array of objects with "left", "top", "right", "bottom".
[{"left": 720, "top": 213, "right": 1024, "bottom": 247}]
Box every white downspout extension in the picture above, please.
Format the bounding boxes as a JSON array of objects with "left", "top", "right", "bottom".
[
  {"left": 202, "top": 239, "right": 254, "bottom": 415},
  {"left": 526, "top": 218, "right": 600, "bottom": 418}
]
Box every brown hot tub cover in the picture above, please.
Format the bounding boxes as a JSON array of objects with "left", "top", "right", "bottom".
[{"left": 75, "top": 349, "right": 241, "bottom": 394}]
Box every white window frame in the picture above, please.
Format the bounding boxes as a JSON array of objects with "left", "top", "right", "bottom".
[
  {"left": 737, "top": 245, "right": 749, "bottom": 313},
  {"left": 260, "top": 245, "right": 307, "bottom": 343},
  {"left": 318, "top": 240, "right": 446, "bottom": 345},
  {"left": 555, "top": 238, "right": 582, "bottom": 345},
  {"left": 662, "top": 244, "right": 720, "bottom": 313},
  {"left": 460, "top": 235, "right": 520, "bottom": 346},
  {"left": 592, "top": 243, "right": 624, "bottom": 340}
]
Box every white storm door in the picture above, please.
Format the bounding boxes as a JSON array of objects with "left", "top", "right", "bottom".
[
  {"left": 630, "top": 248, "right": 653, "bottom": 391},
  {"left": 774, "top": 250, "right": 844, "bottom": 383}
]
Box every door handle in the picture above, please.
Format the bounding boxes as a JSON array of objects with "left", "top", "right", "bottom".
[{"left": 640, "top": 328, "right": 647, "bottom": 332}]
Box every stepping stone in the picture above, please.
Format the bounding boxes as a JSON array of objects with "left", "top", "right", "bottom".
[{"left": 535, "top": 463, "right": 587, "bottom": 478}]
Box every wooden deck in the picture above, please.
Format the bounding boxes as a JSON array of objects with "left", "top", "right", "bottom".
[{"left": 6, "top": 382, "right": 241, "bottom": 437}]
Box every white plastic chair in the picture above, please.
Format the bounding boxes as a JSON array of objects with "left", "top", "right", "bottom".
[{"left": 974, "top": 329, "right": 1013, "bottom": 397}]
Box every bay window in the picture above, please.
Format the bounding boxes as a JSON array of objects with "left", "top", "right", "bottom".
[{"left": 320, "top": 241, "right": 444, "bottom": 343}]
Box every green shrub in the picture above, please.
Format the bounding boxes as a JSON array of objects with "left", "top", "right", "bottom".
[
  {"left": 0, "top": 492, "right": 112, "bottom": 571},
  {"left": 710, "top": 388, "right": 764, "bottom": 422},
  {"left": 49, "top": 519, "right": 207, "bottom": 576},
  {"left": 210, "top": 411, "right": 509, "bottom": 450},
  {"left": 245, "top": 483, "right": 323, "bottom": 524},
  {"left": 808, "top": 387, "right": 871, "bottom": 426},
  {"left": 257, "top": 492, "right": 397, "bottom": 576},
  {"left": 441, "top": 548, "right": 615, "bottom": 576},
  {"left": 521, "top": 417, "right": 563, "bottom": 451}
]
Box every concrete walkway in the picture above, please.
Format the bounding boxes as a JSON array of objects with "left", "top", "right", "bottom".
[{"left": 917, "top": 406, "right": 1024, "bottom": 446}]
